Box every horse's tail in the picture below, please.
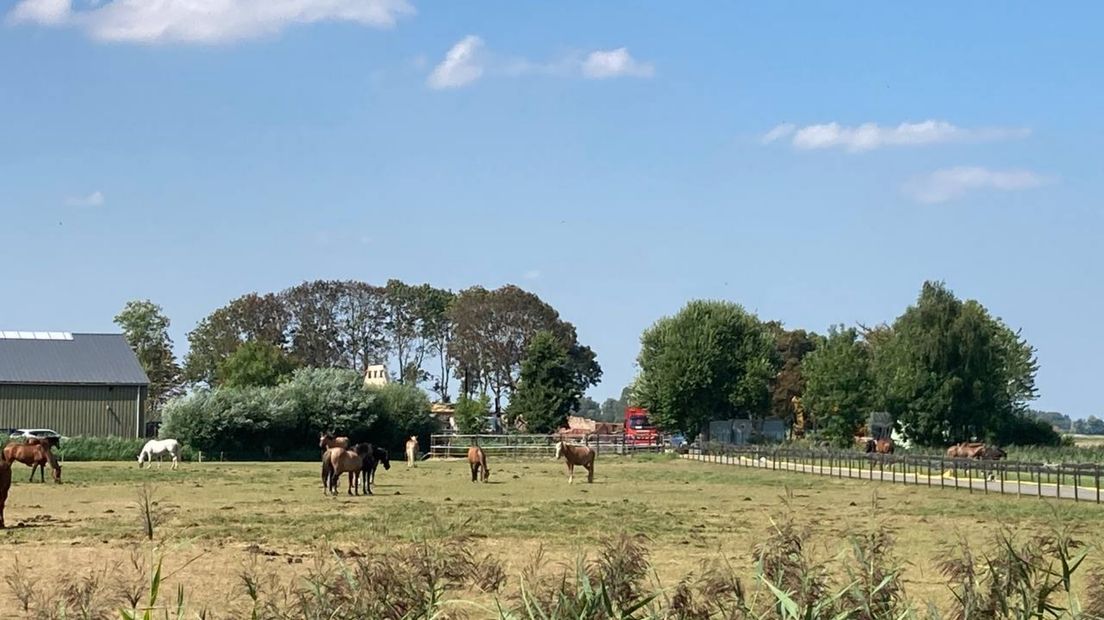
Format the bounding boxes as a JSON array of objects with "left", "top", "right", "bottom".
[{"left": 321, "top": 457, "right": 333, "bottom": 490}]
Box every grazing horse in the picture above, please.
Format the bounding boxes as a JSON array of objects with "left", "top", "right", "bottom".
[
  {"left": 405, "top": 436, "right": 418, "bottom": 467},
  {"left": 138, "top": 439, "right": 182, "bottom": 470},
  {"left": 467, "top": 446, "right": 489, "bottom": 483},
  {"left": 0, "top": 458, "right": 10, "bottom": 528},
  {"left": 554, "top": 440, "right": 594, "bottom": 484},
  {"left": 365, "top": 446, "right": 390, "bottom": 487},
  {"left": 2, "top": 442, "right": 61, "bottom": 483},
  {"left": 322, "top": 444, "right": 372, "bottom": 496}
]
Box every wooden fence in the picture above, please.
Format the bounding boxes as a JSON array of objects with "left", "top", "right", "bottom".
[
  {"left": 690, "top": 446, "right": 1104, "bottom": 504},
  {"left": 429, "top": 433, "right": 664, "bottom": 459}
]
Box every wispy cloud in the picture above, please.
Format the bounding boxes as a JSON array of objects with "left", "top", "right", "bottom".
[
  {"left": 7, "top": 0, "right": 414, "bottom": 44},
  {"left": 65, "top": 190, "right": 104, "bottom": 207},
  {"left": 427, "top": 35, "right": 485, "bottom": 90},
  {"left": 903, "top": 167, "right": 1048, "bottom": 204},
  {"left": 426, "top": 36, "right": 654, "bottom": 89},
  {"left": 580, "top": 48, "right": 654, "bottom": 79},
  {"left": 762, "top": 120, "right": 1030, "bottom": 153}
]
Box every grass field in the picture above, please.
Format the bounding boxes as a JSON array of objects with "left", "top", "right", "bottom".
[{"left": 2, "top": 455, "right": 1102, "bottom": 616}]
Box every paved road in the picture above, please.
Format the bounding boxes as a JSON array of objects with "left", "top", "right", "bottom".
[{"left": 683, "top": 453, "right": 1102, "bottom": 503}]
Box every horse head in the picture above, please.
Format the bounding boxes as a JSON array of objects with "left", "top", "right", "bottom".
[
  {"left": 319, "top": 432, "right": 333, "bottom": 448},
  {"left": 554, "top": 440, "right": 565, "bottom": 460},
  {"left": 377, "top": 448, "right": 390, "bottom": 470}
]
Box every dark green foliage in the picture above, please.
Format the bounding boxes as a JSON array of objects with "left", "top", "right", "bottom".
[
  {"left": 217, "top": 341, "right": 299, "bottom": 388},
  {"left": 766, "top": 323, "right": 818, "bottom": 429},
  {"left": 635, "top": 300, "right": 776, "bottom": 436},
  {"left": 454, "top": 394, "right": 491, "bottom": 434},
  {"left": 801, "top": 326, "right": 875, "bottom": 447},
  {"left": 161, "top": 368, "right": 436, "bottom": 457},
  {"left": 1029, "top": 410, "right": 1073, "bottom": 432},
  {"left": 508, "top": 332, "right": 581, "bottom": 434},
  {"left": 992, "top": 412, "right": 1063, "bottom": 447},
  {"left": 575, "top": 395, "right": 601, "bottom": 419},
  {"left": 876, "top": 281, "right": 1041, "bottom": 446}
]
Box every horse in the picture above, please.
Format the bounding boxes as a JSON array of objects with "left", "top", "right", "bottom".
[
  {"left": 467, "top": 446, "right": 489, "bottom": 483},
  {"left": 0, "top": 458, "right": 10, "bottom": 528},
  {"left": 365, "top": 446, "right": 390, "bottom": 487},
  {"left": 405, "top": 436, "right": 418, "bottom": 467},
  {"left": 554, "top": 440, "right": 594, "bottom": 484},
  {"left": 873, "top": 437, "right": 894, "bottom": 454},
  {"left": 319, "top": 432, "right": 350, "bottom": 452},
  {"left": 946, "top": 442, "right": 1005, "bottom": 460},
  {"left": 137, "top": 439, "right": 182, "bottom": 470},
  {"left": 2, "top": 442, "right": 61, "bottom": 483},
  {"left": 26, "top": 436, "right": 60, "bottom": 450},
  {"left": 322, "top": 444, "right": 372, "bottom": 496}
]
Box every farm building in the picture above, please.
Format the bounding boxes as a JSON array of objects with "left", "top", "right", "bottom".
[{"left": 0, "top": 332, "right": 150, "bottom": 438}]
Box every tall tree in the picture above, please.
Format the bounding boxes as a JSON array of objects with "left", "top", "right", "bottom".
[
  {"left": 333, "top": 281, "right": 389, "bottom": 372},
  {"left": 422, "top": 287, "right": 455, "bottom": 402},
  {"left": 507, "top": 332, "right": 579, "bottom": 433},
  {"left": 765, "top": 323, "right": 817, "bottom": 428},
  {"left": 801, "top": 326, "right": 875, "bottom": 447},
  {"left": 875, "top": 281, "right": 1039, "bottom": 446},
  {"left": 449, "top": 285, "right": 600, "bottom": 412},
  {"left": 635, "top": 300, "right": 776, "bottom": 437},
  {"left": 114, "top": 300, "right": 182, "bottom": 412},
  {"left": 184, "top": 292, "right": 290, "bottom": 386}
]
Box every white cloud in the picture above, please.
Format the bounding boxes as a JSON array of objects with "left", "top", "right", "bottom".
[
  {"left": 580, "top": 47, "right": 654, "bottom": 79},
  {"left": 7, "top": 0, "right": 414, "bottom": 44},
  {"left": 762, "top": 120, "right": 1030, "bottom": 152},
  {"left": 426, "top": 35, "right": 485, "bottom": 90},
  {"left": 523, "top": 270, "right": 541, "bottom": 280},
  {"left": 904, "top": 167, "right": 1048, "bottom": 204},
  {"left": 66, "top": 190, "right": 105, "bottom": 207},
  {"left": 426, "top": 38, "right": 653, "bottom": 89}
]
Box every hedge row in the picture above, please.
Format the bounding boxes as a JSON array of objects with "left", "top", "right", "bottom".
[{"left": 160, "top": 368, "right": 438, "bottom": 459}]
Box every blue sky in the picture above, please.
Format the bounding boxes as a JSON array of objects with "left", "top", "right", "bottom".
[{"left": 1, "top": 2, "right": 1101, "bottom": 417}]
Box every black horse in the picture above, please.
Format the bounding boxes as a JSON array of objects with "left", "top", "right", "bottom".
[{"left": 358, "top": 444, "right": 391, "bottom": 495}]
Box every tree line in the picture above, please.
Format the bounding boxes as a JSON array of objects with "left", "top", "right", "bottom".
[
  {"left": 632, "top": 281, "right": 1063, "bottom": 448},
  {"left": 113, "top": 280, "right": 602, "bottom": 432}
]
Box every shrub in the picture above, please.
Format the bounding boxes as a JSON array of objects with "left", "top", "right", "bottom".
[
  {"left": 454, "top": 394, "right": 490, "bottom": 435},
  {"left": 161, "top": 368, "right": 437, "bottom": 459}
]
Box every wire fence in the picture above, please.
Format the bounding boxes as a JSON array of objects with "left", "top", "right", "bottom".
[
  {"left": 429, "top": 433, "right": 664, "bottom": 459},
  {"left": 687, "top": 446, "right": 1104, "bottom": 504}
]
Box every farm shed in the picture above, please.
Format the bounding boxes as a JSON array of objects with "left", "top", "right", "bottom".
[{"left": 0, "top": 332, "right": 150, "bottom": 438}]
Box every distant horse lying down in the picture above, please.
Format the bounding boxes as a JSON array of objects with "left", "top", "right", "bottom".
[
  {"left": 2, "top": 442, "right": 61, "bottom": 483},
  {"left": 467, "top": 446, "right": 489, "bottom": 483},
  {"left": 138, "top": 439, "right": 182, "bottom": 469},
  {"left": 554, "top": 440, "right": 594, "bottom": 484}
]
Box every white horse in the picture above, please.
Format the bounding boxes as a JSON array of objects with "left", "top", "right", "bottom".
[
  {"left": 138, "top": 439, "right": 182, "bottom": 470},
  {"left": 405, "top": 435, "right": 418, "bottom": 467}
]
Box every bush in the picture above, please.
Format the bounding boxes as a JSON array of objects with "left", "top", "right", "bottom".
[
  {"left": 454, "top": 394, "right": 490, "bottom": 434},
  {"left": 55, "top": 436, "right": 148, "bottom": 461},
  {"left": 161, "top": 368, "right": 438, "bottom": 459}
]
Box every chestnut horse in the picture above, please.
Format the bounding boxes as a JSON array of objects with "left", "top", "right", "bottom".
[
  {"left": 0, "top": 457, "right": 11, "bottom": 527},
  {"left": 319, "top": 432, "right": 350, "bottom": 452},
  {"left": 554, "top": 440, "right": 594, "bottom": 484},
  {"left": 946, "top": 443, "right": 1007, "bottom": 460},
  {"left": 467, "top": 446, "right": 489, "bottom": 483},
  {"left": 2, "top": 442, "right": 61, "bottom": 483}
]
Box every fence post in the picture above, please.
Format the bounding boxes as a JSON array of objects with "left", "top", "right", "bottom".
[
  {"left": 1096, "top": 466, "right": 1101, "bottom": 504},
  {"left": 1074, "top": 467, "right": 1079, "bottom": 503}
]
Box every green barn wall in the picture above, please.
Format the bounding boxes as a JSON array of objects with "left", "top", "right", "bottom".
[{"left": 0, "top": 384, "right": 146, "bottom": 437}]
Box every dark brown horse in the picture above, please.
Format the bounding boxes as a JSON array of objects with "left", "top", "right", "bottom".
[
  {"left": 554, "top": 440, "right": 594, "bottom": 484},
  {"left": 2, "top": 442, "right": 61, "bottom": 483},
  {"left": 0, "top": 457, "right": 11, "bottom": 528},
  {"left": 467, "top": 446, "right": 489, "bottom": 483}
]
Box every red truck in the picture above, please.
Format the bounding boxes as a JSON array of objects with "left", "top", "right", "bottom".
[{"left": 624, "top": 407, "right": 659, "bottom": 446}]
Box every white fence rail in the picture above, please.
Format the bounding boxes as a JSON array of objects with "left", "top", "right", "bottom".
[{"left": 429, "top": 433, "right": 664, "bottom": 459}]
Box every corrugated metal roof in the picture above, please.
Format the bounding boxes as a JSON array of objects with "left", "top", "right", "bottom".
[{"left": 0, "top": 333, "right": 150, "bottom": 385}]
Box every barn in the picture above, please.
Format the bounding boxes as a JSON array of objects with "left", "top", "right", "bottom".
[{"left": 0, "top": 332, "right": 150, "bottom": 438}]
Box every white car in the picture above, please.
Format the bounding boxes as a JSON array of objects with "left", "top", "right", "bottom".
[{"left": 9, "top": 428, "right": 62, "bottom": 440}]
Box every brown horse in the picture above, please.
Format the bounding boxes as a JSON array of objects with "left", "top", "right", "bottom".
[
  {"left": 554, "top": 440, "right": 594, "bottom": 484},
  {"left": 319, "top": 432, "right": 350, "bottom": 452},
  {"left": 0, "top": 458, "right": 10, "bottom": 528},
  {"left": 2, "top": 442, "right": 61, "bottom": 483},
  {"left": 321, "top": 444, "right": 371, "bottom": 496},
  {"left": 467, "top": 446, "right": 489, "bottom": 483},
  {"left": 946, "top": 442, "right": 1006, "bottom": 460},
  {"left": 873, "top": 437, "right": 894, "bottom": 454}
]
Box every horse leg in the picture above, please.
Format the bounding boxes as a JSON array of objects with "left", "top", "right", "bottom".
[
  {"left": 567, "top": 462, "right": 574, "bottom": 484},
  {"left": 586, "top": 463, "right": 594, "bottom": 483},
  {"left": 29, "top": 464, "right": 38, "bottom": 483},
  {"left": 470, "top": 462, "right": 478, "bottom": 482}
]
